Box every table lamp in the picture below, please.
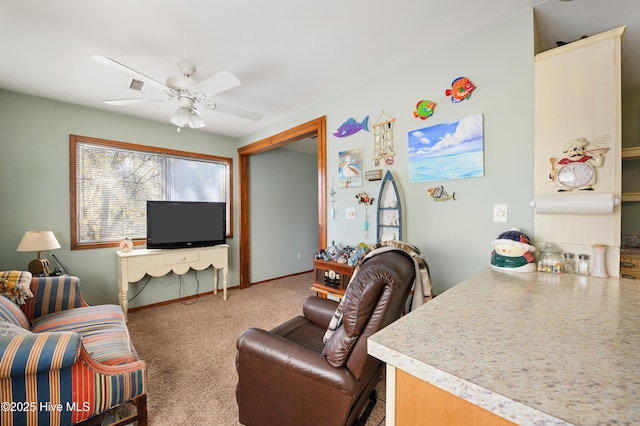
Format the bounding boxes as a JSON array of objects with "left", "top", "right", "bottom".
[{"left": 16, "top": 230, "right": 61, "bottom": 275}]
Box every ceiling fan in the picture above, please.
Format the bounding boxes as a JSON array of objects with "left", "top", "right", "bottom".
[{"left": 92, "top": 56, "right": 263, "bottom": 130}]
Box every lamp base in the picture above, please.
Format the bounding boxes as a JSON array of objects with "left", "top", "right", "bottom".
[{"left": 28, "top": 258, "right": 51, "bottom": 276}]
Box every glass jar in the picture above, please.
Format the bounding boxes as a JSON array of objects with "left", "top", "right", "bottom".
[
  {"left": 119, "top": 236, "right": 132, "bottom": 252},
  {"left": 538, "top": 243, "right": 563, "bottom": 273},
  {"left": 591, "top": 244, "right": 608, "bottom": 278},
  {"left": 563, "top": 253, "right": 575, "bottom": 274},
  {"left": 578, "top": 254, "right": 590, "bottom": 275}
]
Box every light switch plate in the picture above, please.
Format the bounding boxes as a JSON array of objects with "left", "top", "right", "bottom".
[
  {"left": 345, "top": 207, "right": 356, "bottom": 220},
  {"left": 493, "top": 204, "right": 508, "bottom": 223}
]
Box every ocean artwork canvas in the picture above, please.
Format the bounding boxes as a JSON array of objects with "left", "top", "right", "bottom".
[{"left": 408, "top": 113, "right": 484, "bottom": 183}]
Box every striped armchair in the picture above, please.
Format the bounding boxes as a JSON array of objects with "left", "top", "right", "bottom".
[{"left": 0, "top": 275, "right": 147, "bottom": 426}]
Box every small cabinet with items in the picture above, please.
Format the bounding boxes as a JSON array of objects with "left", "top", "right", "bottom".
[
  {"left": 311, "top": 259, "right": 355, "bottom": 297},
  {"left": 620, "top": 253, "right": 640, "bottom": 280}
]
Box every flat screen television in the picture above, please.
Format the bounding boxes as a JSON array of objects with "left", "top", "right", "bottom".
[{"left": 146, "top": 201, "right": 226, "bottom": 249}]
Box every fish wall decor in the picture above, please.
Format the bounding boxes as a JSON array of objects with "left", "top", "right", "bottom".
[
  {"left": 413, "top": 100, "right": 436, "bottom": 120},
  {"left": 355, "top": 192, "right": 374, "bottom": 205},
  {"left": 427, "top": 186, "right": 455, "bottom": 202},
  {"left": 445, "top": 77, "right": 476, "bottom": 103},
  {"left": 333, "top": 116, "right": 369, "bottom": 137}
]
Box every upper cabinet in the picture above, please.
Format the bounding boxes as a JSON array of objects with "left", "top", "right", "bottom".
[{"left": 533, "top": 26, "right": 626, "bottom": 277}]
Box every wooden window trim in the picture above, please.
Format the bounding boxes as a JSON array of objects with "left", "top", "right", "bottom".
[{"left": 69, "top": 134, "right": 233, "bottom": 250}]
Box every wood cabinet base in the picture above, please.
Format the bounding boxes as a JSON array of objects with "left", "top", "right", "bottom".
[{"left": 395, "top": 369, "right": 516, "bottom": 426}]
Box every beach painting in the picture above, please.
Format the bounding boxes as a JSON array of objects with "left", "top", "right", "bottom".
[
  {"left": 408, "top": 113, "right": 484, "bottom": 183},
  {"left": 338, "top": 147, "right": 363, "bottom": 188}
]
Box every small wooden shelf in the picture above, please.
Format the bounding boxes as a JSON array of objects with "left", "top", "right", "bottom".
[
  {"left": 622, "top": 146, "right": 640, "bottom": 160},
  {"left": 377, "top": 171, "right": 403, "bottom": 242},
  {"left": 311, "top": 259, "right": 356, "bottom": 297},
  {"left": 622, "top": 192, "right": 640, "bottom": 202},
  {"left": 622, "top": 147, "right": 640, "bottom": 202}
]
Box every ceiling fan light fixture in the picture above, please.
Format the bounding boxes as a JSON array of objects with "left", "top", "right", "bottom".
[
  {"left": 170, "top": 106, "right": 191, "bottom": 127},
  {"left": 95, "top": 57, "right": 262, "bottom": 129},
  {"left": 189, "top": 111, "right": 205, "bottom": 129}
]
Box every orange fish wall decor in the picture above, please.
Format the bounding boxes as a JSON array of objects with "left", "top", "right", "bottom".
[{"left": 445, "top": 77, "right": 476, "bottom": 103}]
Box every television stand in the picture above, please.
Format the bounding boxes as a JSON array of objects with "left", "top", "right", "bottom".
[{"left": 116, "top": 244, "right": 229, "bottom": 321}]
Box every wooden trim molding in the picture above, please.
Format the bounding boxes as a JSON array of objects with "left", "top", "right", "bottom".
[
  {"left": 69, "top": 134, "right": 234, "bottom": 250},
  {"left": 238, "top": 116, "right": 327, "bottom": 289}
]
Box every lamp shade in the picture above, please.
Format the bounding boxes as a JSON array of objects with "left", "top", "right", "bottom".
[
  {"left": 189, "top": 110, "right": 205, "bottom": 129},
  {"left": 16, "top": 231, "right": 61, "bottom": 253},
  {"left": 170, "top": 106, "right": 191, "bottom": 128}
]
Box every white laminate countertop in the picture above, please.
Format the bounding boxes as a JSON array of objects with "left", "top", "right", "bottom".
[{"left": 368, "top": 267, "right": 640, "bottom": 425}]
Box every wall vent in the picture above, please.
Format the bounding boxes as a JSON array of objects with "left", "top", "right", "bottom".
[{"left": 127, "top": 77, "right": 145, "bottom": 91}]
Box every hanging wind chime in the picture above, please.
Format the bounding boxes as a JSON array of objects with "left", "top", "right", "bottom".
[
  {"left": 329, "top": 187, "right": 337, "bottom": 220},
  {"left": 355, "top": 192, "right": 374, "bottom": 238},
  {"left": 372, "top": 110, "right": 396, "bottom": 166},
  {"left": 329, "top": 176, "right": 338, "bottom": 220}
]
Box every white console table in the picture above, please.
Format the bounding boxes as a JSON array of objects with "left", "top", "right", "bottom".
[{"left": 116, "top": 244, "right": 229, "bottom": 320}]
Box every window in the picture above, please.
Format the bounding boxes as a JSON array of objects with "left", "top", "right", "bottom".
[{"left": 70, "top": 135, "right": 232, "bottom": 250}]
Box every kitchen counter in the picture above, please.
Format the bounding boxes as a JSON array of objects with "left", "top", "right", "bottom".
[{"left": 368, "top": 267, "right": 640, "bottom": 425}]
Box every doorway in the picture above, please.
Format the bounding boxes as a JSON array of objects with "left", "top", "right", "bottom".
[{"left": 238, "top": 116, "right": 327, "bottom": 288}]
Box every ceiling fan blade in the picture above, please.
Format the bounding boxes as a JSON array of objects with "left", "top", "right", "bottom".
[
  {"left": 194, "top": 71, "right": 241, "bottom": 97},
  {"left": 104, "top": 98, "right": 170, "bottom": 106},
  {"left": 92, "top": 55, "right": 173, "bottom": 93},
  {"left": 203, "top": 101, "right": 263, "bottom": 121}
]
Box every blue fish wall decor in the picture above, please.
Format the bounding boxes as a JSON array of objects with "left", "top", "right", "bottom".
[{"left": 333, "top": 116, "right": 369, "bottom": 137}]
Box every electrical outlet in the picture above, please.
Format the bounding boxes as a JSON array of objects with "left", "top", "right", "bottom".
[
  {"left": 297, "top": 253, "right": 302, "bottom": 260},
  {"left": 493, "top": 204, "right": 508, "bottom": 223}
]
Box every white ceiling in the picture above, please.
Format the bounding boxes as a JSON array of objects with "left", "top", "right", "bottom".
[{"left": 1, "top": 0, "right": 638, "bottom": 139}]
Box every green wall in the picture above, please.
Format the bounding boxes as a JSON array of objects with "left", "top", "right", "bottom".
[
  {"left": 249, "top": 148, "right": 318, "bottom": 282},
  {"left": 0, "top": 90, "right": 240, "bottom": 306},
  {"left": 240, "top": 10, "right": 537, "bottom": 294},
  {"left": 1, "top": 9, "right": 538, "bottom": 304},
  {"left": 622, "top": 94, "right": 640, "bottom": 235}
]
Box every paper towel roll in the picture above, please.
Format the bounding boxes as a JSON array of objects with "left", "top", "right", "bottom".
[{"left": 529, "top": 193, "right": 620, "bottom": 214}]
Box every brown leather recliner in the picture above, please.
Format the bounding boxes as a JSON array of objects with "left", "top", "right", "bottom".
[{"left": 236, "top": 250, "right": 415, "bottom": 426}]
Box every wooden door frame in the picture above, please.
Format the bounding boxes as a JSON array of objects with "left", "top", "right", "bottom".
[{"left": 238, "top": 116, "right": 327, "bottom": 289}]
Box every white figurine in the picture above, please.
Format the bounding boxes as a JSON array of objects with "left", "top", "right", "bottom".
[{"left": 490, "top": 228, "right": 537, "bottom": 272}]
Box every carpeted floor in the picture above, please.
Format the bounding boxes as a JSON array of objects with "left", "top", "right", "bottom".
[{"left": 84, "top": 272, "right": 386, "bottom": 426}]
